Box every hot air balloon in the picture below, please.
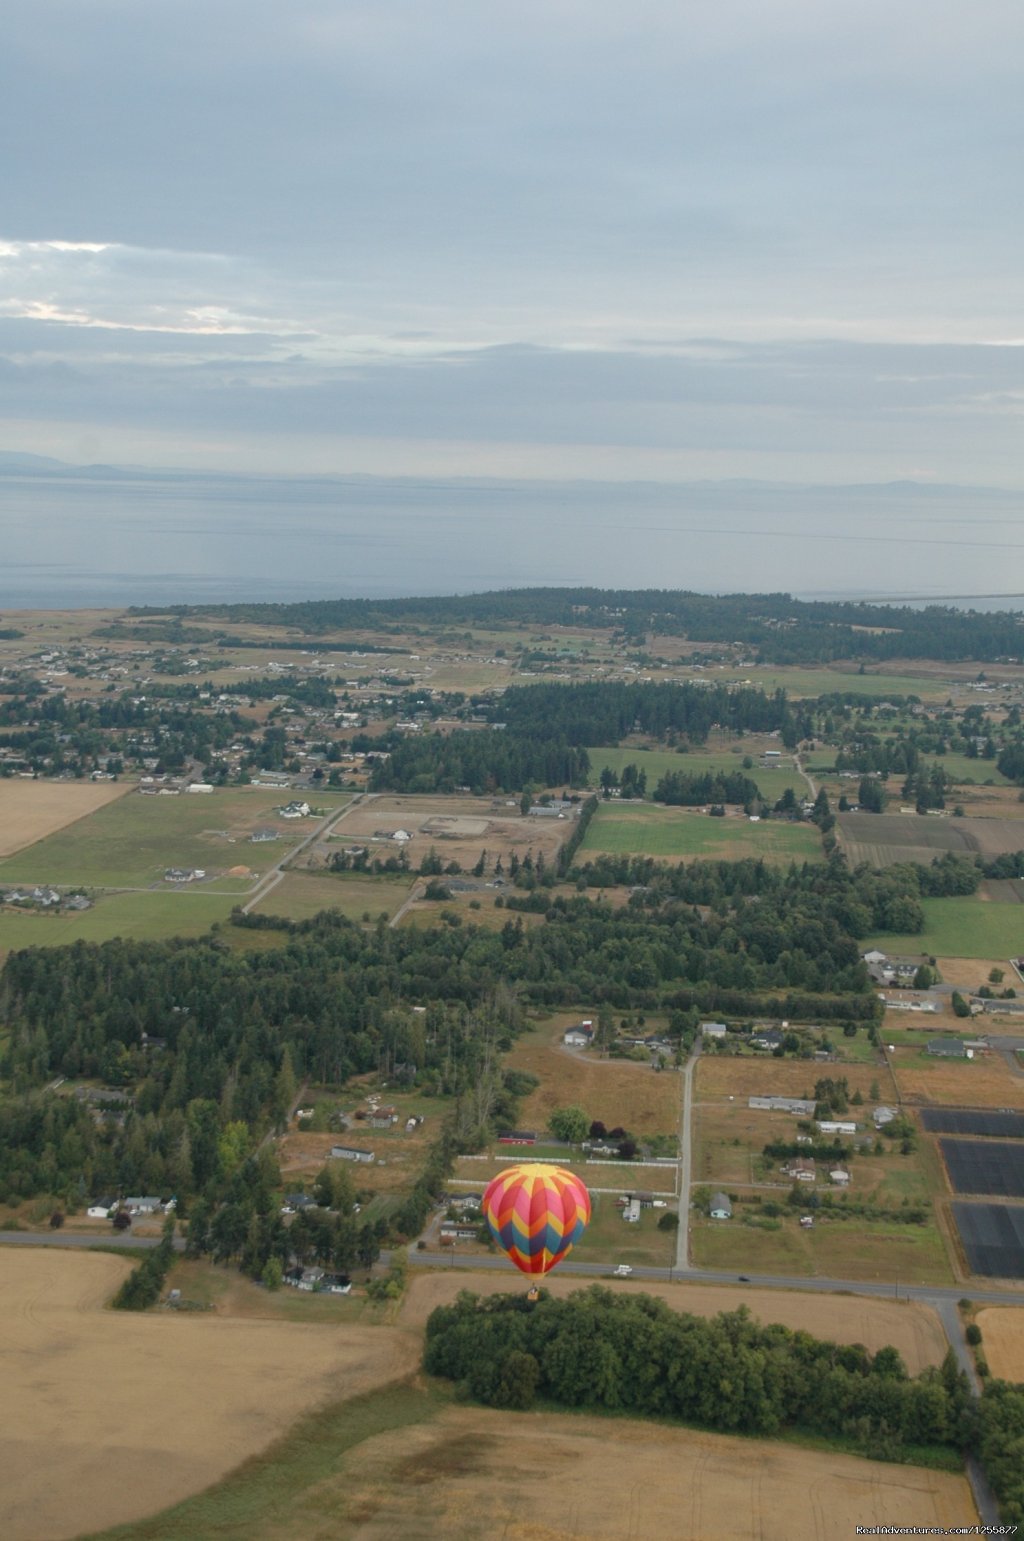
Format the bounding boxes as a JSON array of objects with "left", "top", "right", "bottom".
[{"left": 481, "top": 1163, "right": 591, "bottom": 1276}]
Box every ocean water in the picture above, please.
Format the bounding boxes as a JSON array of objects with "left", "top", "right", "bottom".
[{"left": 1, "top": 466, "right": 1023, "bottom": 611}]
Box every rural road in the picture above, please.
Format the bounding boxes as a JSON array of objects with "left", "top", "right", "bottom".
[
  {"left": 675, "top": 1042, "right": 697, "bottom": 1270},
  {"left": 240, "top": 794, "right": 364, "bottom": 914}
]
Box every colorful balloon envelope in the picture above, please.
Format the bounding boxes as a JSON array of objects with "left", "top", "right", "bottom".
[{"left": 482, "top": 1163, "right": 591, "bottom": 1276}]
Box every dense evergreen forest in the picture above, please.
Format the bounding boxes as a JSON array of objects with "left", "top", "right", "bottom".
[
  {"left": 151, "top": 587, "right": 1024, "bottom": 665},
  {"left": 0, "top": 849, "right": 965, "bottom": 1214}
]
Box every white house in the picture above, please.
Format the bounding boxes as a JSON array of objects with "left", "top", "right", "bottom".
[
  {"left": 563, "top": 1022, "right": 594, "bottom": 1047},
  {"left": 709, "top": 1192, "right": 732, "bottom": 1220},
  {"left": 817, "top": 1120, "right": 857, "bottom": 1136},
  {"left": 701, "top": 1022, "right": 728, "bottom": 1039},
  {"left": 829, "top": 1167, "right": 851, "bottom": 1186}
]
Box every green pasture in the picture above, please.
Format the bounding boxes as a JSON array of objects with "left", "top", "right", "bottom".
[
  {"left": 0, "top": 788, "right": 349, "bottom": 888},
  {"left": 586, "top": 744, "right": 805, "bottom": 801},
  {"left": 580, "top": 803, "right": 823, "bottom": 865},
  {"left": 710, "top": 667, "right": 948, "bottom": 700},
  {"left": 0, "top": 890, "right": 240, "bottom": 957},
  {"left": 918, "top": 753, "right": 1010, "bottom": 787},
  {"left": 865, "top": 896, "right": 1024, "bottom": 959}
]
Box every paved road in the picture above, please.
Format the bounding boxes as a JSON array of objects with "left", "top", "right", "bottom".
[{"left": 0, "top": 1230, "right": 184, "bottom": 1251}]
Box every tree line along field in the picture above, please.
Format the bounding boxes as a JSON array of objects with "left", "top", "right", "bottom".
[
  {"left": 585, "top": 741, "right": 806, "bottom": 801},
  {"left": 0, "top": 786, "right": 352, "bottom": 888},
  {"left": 839, "top": 813, "right": 1024, "bottom": 872},
  {"left": 579, "top": 802, "right": 823, "bottom": 865}
]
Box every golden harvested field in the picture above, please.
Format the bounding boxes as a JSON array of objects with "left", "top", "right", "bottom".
[
  {"left": 0, "top": 1248, "right": 416, "bottom": 1541},
  {"left": 400, "top": 1272, "right": 948, "bottom": 1372},
  {"left": 891, "top": 1056, "right": 1024, "bottom": 1109},
  {"left": 317, "top": 1402, "right": 977, "bottom": 1541},
  {"left": 0, "top": 778, "right": 127, "bottom": 857},
  {"left": 507, "top": 1017, "right": 682, "bottom": 1137},
  {"left": 934, "top": 956, "right": 1011, "bottom": 991},
  {"left": 696, "top": 1056, "right": 897, "bottom": 1103},
  {"left": 277, "top": 1125, "right": 433, "bottom": 1193},
  {"left": 975, "top": 1307, "right": 1024, "bottom": 1382}
]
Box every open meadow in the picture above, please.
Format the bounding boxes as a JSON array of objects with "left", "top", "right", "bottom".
[
  {"left": 889, "top": 1049, "right": 1024, "bottom": 1109},
  {"left": 691, "top": 1211, "right": 954, "bottom": 1284},
  {"left": 505, "top": 1015, "right": 682, "bottom": 1137},
  {"left": 0, "top": 778, "right": 129, "bottom": 857},
  {"left": 0, "top": 1248, "right": 416, "bottom": 1541},
  {"left": 0, "top": 786, "right": 350, "bottom": 888},
  {"left": 251, "top": 869, "right": 409, "bottom": 923},
  {"left": 580, "top": 802, "right": 822, "bottom": 864}
]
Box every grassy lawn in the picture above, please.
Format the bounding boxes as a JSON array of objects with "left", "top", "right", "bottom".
[
  {"left": 865, "top": 896, "right": 1024, "bottom": 959},
  {"left": 0, "top": 889, "right": 241, "bottom": 957},
  {"left": 570, "top": 1193, "right": 676, "bottom": 1268},
  {"left": 585, "top": 744, "right": 805, "bottom": 801},
  {"left": 919, "top": 753, "right": 1010, "bottom": 787},
  {"left": 252, "top": 870, "right": 409, "bottom": 923},
  {"left": 580, "top": 803, "right": 822, "bottom": 864},
  {"left": 0, "top": 787, "right": 350, "bottom": 888}
]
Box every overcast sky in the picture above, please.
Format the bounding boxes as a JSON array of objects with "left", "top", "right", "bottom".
[{"left": 2, "top": 0, "right": 1022, "bottom": 489}]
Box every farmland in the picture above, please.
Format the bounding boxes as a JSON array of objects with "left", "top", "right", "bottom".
[
  {"left": 0, "top": 786, "right": 351, "bottom": 888},
  {"left": 890, "top": 1051, "right": 1024, "bottom": 1109},
  {"left": 250, "top": 869, "right": 409, "bottom": 923},
  {"left": 0, "top": 1248, "right": 416, "bottom": 1541},
  {"left": 0, "top": 888, "right": 241, "bottom": 958},
  {"left": 866, "top": 896, "right": 1024, "bottom": 960},
  {"left": 0, "top": 778, "right": 129, "bottom": 858},
  {"left": 580, "top": 802, "right": 823, "bottom": 864},
  {"left": 974, "top": 1307, "right": 1024, "bottom": 1381},
  {"left": 839, "top": 813, "right": 1024, "bottom": 872},
  {"left": 691, "top": 1211, "right": 954, "bottom": 1284}
]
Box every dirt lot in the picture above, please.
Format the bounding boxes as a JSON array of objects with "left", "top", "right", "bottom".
[
  {"left": 507, "top": 1017, "right": 682, "bottom": 1137},
  {"left": 0, "top": 1248, "right": 416, "bottom": 1541},
  {"left": 0, "top": 778, "right": 127, "bottom": 857},
  {"left": 276, "top": 1124, "right": 434, "bottom": 1194},
  {"left": 975, "top": 1306, "right": 1024, "bottom": 1381},
  {"left": 322, "top": 1402, "right": 977, "bottom": 1541},
  {"left": 331, "top": 793, "right": 574, "bottom": 878},
  {"left": 400, "top": 1272, "right": 948, "bottom": 1372}
]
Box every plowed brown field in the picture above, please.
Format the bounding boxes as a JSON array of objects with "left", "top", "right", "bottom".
[{"left": 0, "top": 779, "right": 127, "bottom": 858}]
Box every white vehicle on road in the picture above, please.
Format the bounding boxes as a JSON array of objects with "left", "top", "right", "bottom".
[{"left": 613, "top": 1264, "right": 633, "bottom": 1277}]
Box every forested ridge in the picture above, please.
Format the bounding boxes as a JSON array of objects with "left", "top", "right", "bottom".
[{"left": 153, "top": 587, "right": 1024, "bottom": 664}]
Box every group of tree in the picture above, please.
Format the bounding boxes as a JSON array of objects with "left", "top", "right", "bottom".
[{"left": 423, "top": 1288, "right": 975, "bottom": 1457}]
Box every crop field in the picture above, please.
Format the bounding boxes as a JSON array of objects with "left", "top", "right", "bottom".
[
  {"left": 951, "top": 1202, "right": 1024, "bottom": 1279},
  {"left": 890, "top": 1053, "right": 1024, "bottom": 1109},
  {"left": 0, "top": 786, "right": 350, "bottom": 888},
  {"left": 940, "top": 1139, "right": 1024, "bottom": 1198},
  {"left": 504, "top": 1016, "right": 682, "bottom": 1137},
  {"left": 840, "top": 813, "right": 1024, "bottom": 872},
  {"left": 251, "top": 870, "right": 409, "bottom": 923},
  {"left": 714, "top": 665, "right": 954, "bottom": 700},
  {"left": 921, "top": 1109, "right": 1024, "bottom": 1138},
  {"left": 0, "top": 888, "right": 242, "bottom": 958},
  {"left": 585, "top": 743, "right": 805, "bottom": 800},
  {"left": 866, "top": 897, "right": 1024, "bottom": 960},
  {"left": 109, "top": 1390, "right": 978, "bottom": 1541},
  {"left": 0, "top": 1248, "right": 416, "bottom": 1541},
  {"left": 580, "top": 803, "right": 822, "bottom": 864},
  {"left": 0, "top": 778, "right": 129, "bottom": 858},
  {"left": 974, "top": 1307, "right": 1024, "bottom": 1381}
]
